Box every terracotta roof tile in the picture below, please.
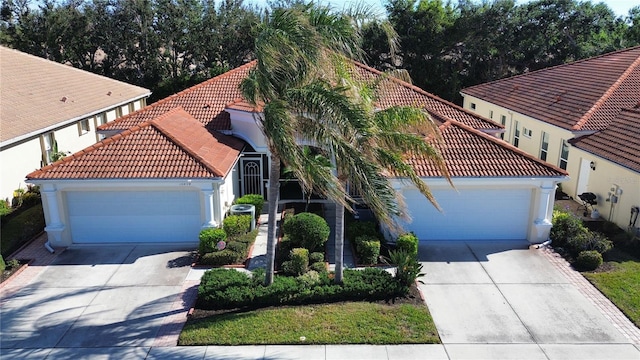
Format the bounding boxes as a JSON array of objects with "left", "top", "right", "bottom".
[
  {"left": 410, "top": 120, "right": 567, "bottom": 178},
  {"left": 99, "top": 62, "right": 255, "bottom": 132},
  {"left": 462, "top": 46, "right": 640, "bottom": 131},
  {"left": 27, "top": 107, "right": 244, "bottom": 180},
  {"left": 0, "top": 46, "right": 150, "bottom": 143},
  {"left": 570, "top": 108, "right": 640, "bottom": 173}
]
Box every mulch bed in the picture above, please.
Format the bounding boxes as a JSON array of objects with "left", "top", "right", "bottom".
[{"left": 1, "top": 259, "right": 30, "bottom": 284}]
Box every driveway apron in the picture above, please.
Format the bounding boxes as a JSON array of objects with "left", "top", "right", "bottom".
[
  {"left": 0, "top": 244, "right": 194, "bottom": 349},
  {"left": 418, "top": 240, "right": 634, "bottom": 356}
]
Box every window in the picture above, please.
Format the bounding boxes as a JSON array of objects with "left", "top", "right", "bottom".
[
  {"left": 500, "top": 115, "right": 507, "bottom": 139},
  {"left": 489, "top": 110, "right": 494, "bottom": 119},
  {"left": 513, "top": 121, "right": 521, "bottom": 147},
  {"left": 540, "top": 131, "right": 549, "bottom": 161},
  {"left": 78, "top": 119, "right": 90, "bottom": 135},
  {"left": 41, "top": 132, "right": 55, "bottom": 165},
  {"left": 559, "top": 140, "right": 569, "bottom": 170},
  {"left": 470, "top": 103, "right": 476, "bottom": 110},
  {"left": 523, "top": 127, "right": 532, "bottom": 137},
  {"left": 95, "top": 114, "right": 107, "bottom": 141}
]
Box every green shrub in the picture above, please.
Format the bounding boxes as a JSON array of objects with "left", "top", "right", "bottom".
[
  {"left": 282, "top": 212, "right": 330, "bottom": 252},
  {"left": 6, "top": 258, "right": 19, "bottom": 270},
  {"left": 388, "top": 250, "right": 424, "bottom": 289},
  {"left": 0, "top": 199, "right": 12, "bottom": 216},
  {"left": 309, "top": 252, "right": 325, "bottom": 263},
  {"left": 199, "top": 249, "right": 242, "bottom": 266},
  {"left": 223, "top": 215, "right": 251, "bottom": 239},
  {"left": 198, "top": 228, "right": 227, "bottom": 255},
  {"left": 567, "top": 230, "right": 613, "bottom": 256},
  {"left": 196, "top": 267, "right": 404, "bottom": 310},
  {"left": 0, "top": 255, "right": 5, "bottom": 273},
  {"left": 282, "top": 248, "right": 309, "bottom": 276},
  {"left": 355, "top": 235, "right": 381, "bottom": 264},
  {"left": 21, "top": 192, "right": 41, "bottom": 207},
  {"left": 0, "top": 204, "right": 45, "bottom": 258},
  {"left": 551, "top": 210, "right": 587, "bottom": 248},
  {"left": 235, "top": 194, "right": 264, "bottom": 216},
  {"left": 309, "top": 261, "right": 327, "bottom": 273},
  {"left": 396, "top": 233, "right": 419, "bottom": 258},
  {"left": 575, "top": 250, "right": 603, "bottom": 271},
  {"left": 226, "top": 241, "right": 248, "bottom": 254},
  {"left": 235, "top": 229, "right": 259, "bottom": 244},
  {"left": 345, "top": 220, "right": 378, "bottom": 241}
]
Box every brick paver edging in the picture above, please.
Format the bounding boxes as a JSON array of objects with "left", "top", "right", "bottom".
[{"left": 540, "top": 246, "right": 640, "bottom": 344}]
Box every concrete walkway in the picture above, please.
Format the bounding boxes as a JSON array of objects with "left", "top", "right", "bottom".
[{"left": 2, "top": 220, "right": 640, "bottom": 359}]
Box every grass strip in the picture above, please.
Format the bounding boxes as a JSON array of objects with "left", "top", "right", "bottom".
[{"left": 179, "top": 302, "right": 439, "bottom": 345}]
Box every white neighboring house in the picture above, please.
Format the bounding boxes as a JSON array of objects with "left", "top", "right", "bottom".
[
  {"left": 0, "top": 46, "right": 151, "bottom": 203},
  {"left": 26, "top": 61, "right": 568, "bottom": 248}
]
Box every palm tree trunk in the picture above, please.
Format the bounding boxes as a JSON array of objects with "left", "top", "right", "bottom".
[
  {"left": 265, "top": 153, "right": 281, "bottom": 285},
  {"left": 334, "top": 202, "right": 345, "bottom": 284}
]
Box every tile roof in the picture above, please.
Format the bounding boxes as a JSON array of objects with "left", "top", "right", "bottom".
[
  {"left": 26, "top": 107, "right": 244, "bottom": 180},
  {"left": 570, "top": 108, "right": 640, "bottom": 173},
  {"left": 101, "top": 61, "right": 502, "bottom": 132},
  {"left": 409, "top": 120, "right": 567, "bottom": 178},
  {"left": 99, "top": 62, "right": 255, "bottom": 132},
  {"left": 0, "top": 46, "right": 150, "bottom": 144},
  {"left": 461, "top": 46, "right": 640, "bottom": 131}
]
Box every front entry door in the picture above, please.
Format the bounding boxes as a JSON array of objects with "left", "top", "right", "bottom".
[{"left": 240, "top": 157, "right": 263, "bottom": 197}]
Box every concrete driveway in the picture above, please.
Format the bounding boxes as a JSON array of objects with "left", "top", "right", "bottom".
[
  {"left": 418, "top": 240, "right": 639, "bottom": 359},
  {"left": 0, "top": 244, "right": 195, "bottom": 350}
]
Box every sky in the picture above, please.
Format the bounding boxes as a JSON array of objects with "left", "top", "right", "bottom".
[{"left": 248, "top": 0, "right": 637, "bottom": 17}]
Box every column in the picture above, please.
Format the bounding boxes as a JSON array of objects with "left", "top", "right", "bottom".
[
  {"left": 202, "top": 189, "right": 218, "bottom": 228},
  {"left": 532, "top": 182, "right": 554, "bottom": 243},
  {"left": 41, "top": 185, "right": 65, "bottom": 246}
]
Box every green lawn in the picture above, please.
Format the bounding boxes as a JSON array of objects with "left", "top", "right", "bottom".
[
  {"left": 179, "top": 302, "right": 439, "bottom": 345},
  {"left": 583, "top": 251, "right": 640, "bottom": 328}
]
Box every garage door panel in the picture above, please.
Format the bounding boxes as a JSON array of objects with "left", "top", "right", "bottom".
[
  {"left": 66, "top": 191, "right": 201, "bottom": 243},
  {"left": 403, "top": 188, "right": 530, "bottom": 241}
]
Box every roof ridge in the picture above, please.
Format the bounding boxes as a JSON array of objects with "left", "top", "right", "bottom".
[
  {"left": 150, "top": 107, "right": 224, "bottom": 177},
  {"left": 352, "top": 61, "right": 503, "bottom": 129},
  {"left": 573, "top": 54, "right": 640, "bottom": 130},
  {"left": 98, "top": 60, "right": 257, "bottom": 131},
  {"left": 463, "top": 46, "right": 640, "bottom": 93},
  {"left": 26, "top": 122, "right": 153, "bottom": 179},
  {"left": 443, "top": 118, "right": 569, "bottom": 176}
]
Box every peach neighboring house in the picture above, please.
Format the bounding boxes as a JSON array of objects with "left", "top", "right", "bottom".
[
  {"left": 25, "top": 61, "right": 568, "bottom": 247},
  {"left": 0, "top": 46, "right": 151, "bottom": 203},
  {"left": 461, "top": 46, "right": 640, "bottom": 233}
]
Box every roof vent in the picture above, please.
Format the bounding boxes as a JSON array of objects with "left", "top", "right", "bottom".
[
  {"left": 60, "top": 96, "right": 67, "bottom": 102},
  {"left": 107, "top": 91, "right": 112, "bottom": 96}
]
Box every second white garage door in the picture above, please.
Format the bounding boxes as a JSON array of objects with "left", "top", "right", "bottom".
[
  {"left": 402, "top": 188, "right": 531, "bottom": 241},
  {"left": 66, "top": 190, "right": 202, "bottom": 244}
]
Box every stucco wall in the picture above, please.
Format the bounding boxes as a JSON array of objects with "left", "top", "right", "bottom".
[
  {"left": 567, "top": 147, "right": 640, "bottom": 231},
  {"left": 462, "top": 95, "right": 575, "bottom": 170}
]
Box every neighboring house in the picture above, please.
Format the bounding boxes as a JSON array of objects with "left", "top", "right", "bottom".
[
  {"left": 26, "top": 62, "right": 568, "bottom": 247},
  {"left": 461, "top": 46, "right": 640, "bottom": 231},
  {"left": 0, "top": 46, "right": 151, "bottom": 203}
]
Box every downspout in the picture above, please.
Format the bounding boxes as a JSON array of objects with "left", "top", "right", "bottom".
[{"left": 44, "top": 241, "right": 55, "bottom": 254}]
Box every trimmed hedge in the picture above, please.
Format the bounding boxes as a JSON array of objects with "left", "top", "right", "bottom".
[
  {"left": 345, "top": 220, "right": 379, "bottom": 242},
  {"left": 282, "top": 212, "right": 330, "bottom": 252},
  {"left": 235, "top": 194, "right": 264, "bottom": 216},
  {"left": 575, "top": 250, "right": 603, "bottom": 271},
  {"left": 354, "top": 235, "right": 381, "bottom": 264},
  {"left": 550, "top": 210, "right": 586, "bottom": 248},
  {"left": 199, "top": 228, "right": 227, "bottom": 255},
  {"left": 198, "top": 229, "right": 259, "bottom": 266},
  {"left": 282, "top": 248, "right": 309, "bottom": 276},
  {"left": 196, "top": 267, "right": 405, "bottom": 310},
  {"left": 223, "top": 215, "right": 251, "bottom": 239},
  {"left": 396, "top": 233, "right": 418, "bottom": 258}
]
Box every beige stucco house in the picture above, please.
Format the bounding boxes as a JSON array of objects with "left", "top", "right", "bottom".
[
  {"left": 460, "top": 46, "right": 640, "bottom": 232},
  {"left": 0, "top": 46, "right": 151, "bottom": 203}
]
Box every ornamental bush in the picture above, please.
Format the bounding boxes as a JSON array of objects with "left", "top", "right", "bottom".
[
  {"left": 550, "top": 210, "right": 587, "bottom": 248},
  {"left": 355, "top": 235, "right": 381, "bottom": 264},
  {"left": 568, "top": 230, "right": 613, "bottom": 256},
  {"left": 345, "top": 220, "right": 378, "bottom": 241},
  {"left": 199, "top": 228, "right": 227, "bottom": 255},
  {"left": 282, "top": 212, "right": 330, "bottom": 252},
  {"left": 235, "top": 194, "right": 264, "bottom": 216},
  {"left": 389, "top": 249, "right": 424, "bottom": 289},
  {"left": 575, "top": 250, "right": 603, "bottom": 271},
  {"left": 223, "top": 215, "right": 251, "bottom": 239},
  {"left": 199, "top": 250, "right": 243, "bottom": 266},
  {"left": 396, "top": 233, "right": 419, "bottom": 258},
  {"left": 309, "top": 252, "right": 325, "bottom": 264},
  {"left": 282, "top": 248, "right": 309, "bottom": 276}
]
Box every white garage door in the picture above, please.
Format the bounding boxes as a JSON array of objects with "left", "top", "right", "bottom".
[
  {"left": 402, "top": 188, "right": 531, "bottom": 241},
  {"left": 66, "top": 190, "right": 202, "bottom": 243}
]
